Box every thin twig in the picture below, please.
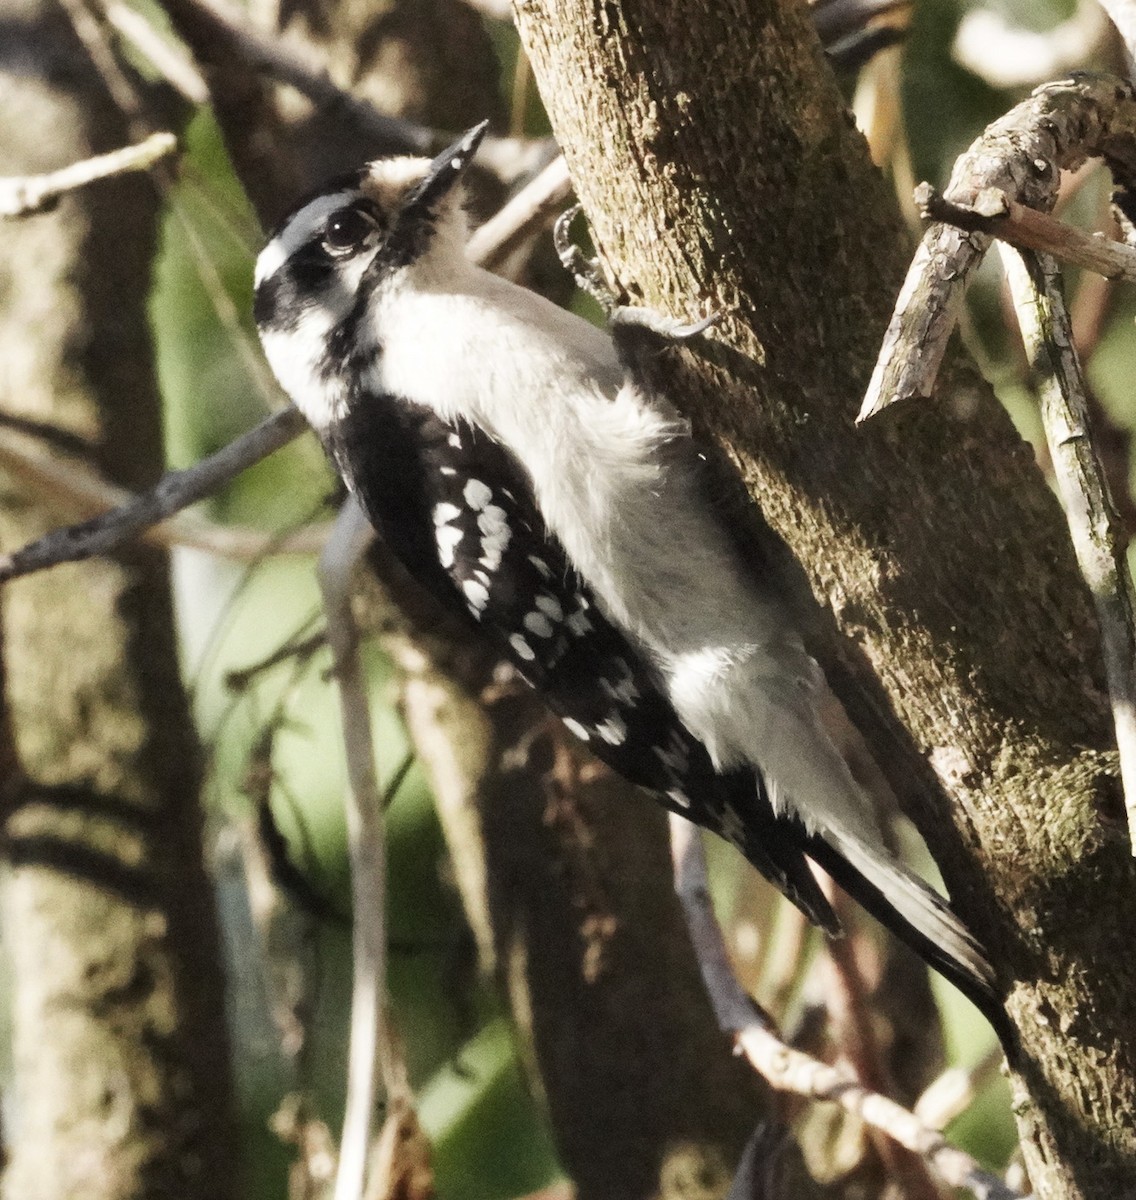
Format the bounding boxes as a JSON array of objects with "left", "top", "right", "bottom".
[
  {"left": 735, "top": 1023, "right": 1023, "bottom": 1200},
  {"left": 465, "top": 154, "right": 572, "bottom": 271},
  {"left": 0, "top": 132, "right": 177, "bottom": 218},
  {"left": 0, "top": 408, "right": 312, "bottom": 581},
  {"left": 317, "top": 501, "right": 394, "bottom": 1200},
  {"left": 813, "top": 880, "right": 944, "bottom": 1200},
  {"left": 103, "top": 1, "right": 210, "bottom": 104},
  {"left": 917, "top": 183, "right": 1136, "bottom": 284},
  {"left": 668, "top": 817, "right": 1024, "bottom": 1200},
  {"left": 1001, "top": 246, "right": 1136, "bottom": 853},
  {"left": 914, "top": 1045, "right": 1005, "bottom": 1131}
]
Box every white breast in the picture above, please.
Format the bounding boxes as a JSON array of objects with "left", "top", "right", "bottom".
[{"left": 372, "top": 259, "right": 877, "bottom": 839}]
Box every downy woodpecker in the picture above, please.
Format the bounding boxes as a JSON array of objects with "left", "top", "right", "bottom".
[{"left": 254, "top": 123, "right": 1006, "bottom": 1040}]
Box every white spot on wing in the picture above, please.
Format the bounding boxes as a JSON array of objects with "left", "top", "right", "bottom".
[
  {"left": 566, "top": 606, "right": 591, "bottom": 635},
  {"left": 563, "top": 718, "right": 590, "bottom": 741},
  {"left": 595, "top": 714, "right": 627, "bottom": 746},
  {"left": 463, "top": 578, "right": 489, "bottom": 611},
  {"left": 478, "top": 504, "right": 507, "bottom": 535},
  {"left": 464, "top": 479, "right": 492, "bottom": 510},
  {"left": 535, "top": 595, "right": 563, "bottom": 620},
  {"left": 509, "top": 633, "right": 536, "bottom": 662},
  {"left": 433, "top": 502, "right": 461, "bottom": 526},
  {"left": 523, "top": 611, "right": 554, "bottom": 639},
  {"left": 436, "top": 524, "right": 463, "bottom": 568},
  {"left": 477, "top": 505, "right": 510, "bottom": 572}
]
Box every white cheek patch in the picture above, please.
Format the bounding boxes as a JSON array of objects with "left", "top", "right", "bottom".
[
  {"left": 255, "top": 191, "right": 358, "bottom": 286},
  {"left": 260, "top": 316, "right": 343, "bottom": 430}
]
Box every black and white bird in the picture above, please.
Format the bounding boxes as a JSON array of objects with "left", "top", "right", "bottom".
[{"left": 254, "top": 122, "right": 1007, "bottom": 1040}]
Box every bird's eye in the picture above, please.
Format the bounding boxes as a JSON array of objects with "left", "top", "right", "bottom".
[{"left": 322, "top": 206, "right": 377, "bottom": 256}]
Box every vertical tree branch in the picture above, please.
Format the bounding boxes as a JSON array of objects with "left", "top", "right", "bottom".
[
  {"left": 1001, "top": 246, "right": 1136, "bottom": 853},
  {"left": 0, "top": 1, "right": 236, "bottom": 1194}
]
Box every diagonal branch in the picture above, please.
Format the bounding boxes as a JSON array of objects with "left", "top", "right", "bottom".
[
  {"left": 0, "top": 407, "right": 309, "bottom": 582},
  {"left": 669, "top": 817, "right": 1024, "bottom": 1200},
  {"left": 0, "top": 131, "right": 177, "bottom": 217},
  {"left": 915, "top": 182, "right": 1136, "bottom": 284}
]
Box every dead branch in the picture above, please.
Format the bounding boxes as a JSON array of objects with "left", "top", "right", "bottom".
[
  {"left": 0, "top": 131, "right": 177, "bottom": 217},
  {"left": 860, "top": 72, "right": 1136, "bottom": 422},
  {"left": 669, "top": 818, "right": 1023, "bottom": 1200}
]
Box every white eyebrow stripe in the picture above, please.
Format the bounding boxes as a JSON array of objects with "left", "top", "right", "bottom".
[{"left": 254, "top": 191, "right": 357, "bottom": 286}]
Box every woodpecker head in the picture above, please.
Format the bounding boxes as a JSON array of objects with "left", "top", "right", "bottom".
[{"left": 253, "top": 121, "right": 488, "bottom": 426}]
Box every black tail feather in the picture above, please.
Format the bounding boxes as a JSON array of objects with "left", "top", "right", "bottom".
[{"left": 803, "top": 831, "right": 1014, "bottom": 1049}]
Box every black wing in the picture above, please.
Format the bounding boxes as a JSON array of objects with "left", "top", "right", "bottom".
[{"left": 321, "top": 391, "right": 837, "bottom": 930}]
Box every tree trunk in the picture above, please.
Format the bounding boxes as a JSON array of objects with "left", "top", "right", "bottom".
[
  {"left": 513, "top": 1, "right": 1136, "bottom": 1197},
  {"left": 0, "top": 3, "right": 236, "bottom": 1196}
]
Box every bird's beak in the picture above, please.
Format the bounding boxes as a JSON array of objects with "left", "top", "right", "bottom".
[{"left": 402, "top": 120, "right": 489, "bottom": 218}]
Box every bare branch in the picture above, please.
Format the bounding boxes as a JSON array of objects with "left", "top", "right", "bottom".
[
  {"left": 466, "top": 154, "right": 572, "bottom": 272},
  {"left": 860, "top": 72, "right": 1136, "bottom": 422},
  {"left": 914, "top": 1046, "right": 1005, "bottom": 1131},
  {"left": 317, "top": 501, "right": 388, "bottom": 1200},
  {"left": 0, "top": 131, "right": 177, "bottom": 217},
  {"left": 735, "top": 1022, "right": 1023, "bottom": 1200},
  {"left": 669, "top": 817, "right": 1022, "bottom": 1200},
  {"left": 0, "top": 407, "right": 311, "bottom": 581},
  {"left": 1001, "top": 245, "right": 1136, "bottom": 852},
  {"left": 917, "top": 182, "right": 1136, "bottom": 283}
]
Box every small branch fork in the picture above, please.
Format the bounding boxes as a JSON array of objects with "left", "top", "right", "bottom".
[
  {"left": 0, "top": 131, "right": 177, "bottom": 217},
  {"left": 859, "top": 72, "right": 1136, "bottom": 854},
  {"left": 669, "top": 817, "right": 1025, "bottom": 1200},
  {"left": 859, "top": 72, "right": 1136, "bottom": 423}
]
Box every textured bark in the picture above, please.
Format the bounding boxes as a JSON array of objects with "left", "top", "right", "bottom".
[
  {"left": 0, "top": 4, "right": 236, "bottom": 1197},
  {"left": 512, "top": 2, "right": 1136, "bottom": 1197}
]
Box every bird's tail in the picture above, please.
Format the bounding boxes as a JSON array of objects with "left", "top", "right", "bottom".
[{"left": 802, "top": 830, "right": 1013, "bottom": 1049}]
